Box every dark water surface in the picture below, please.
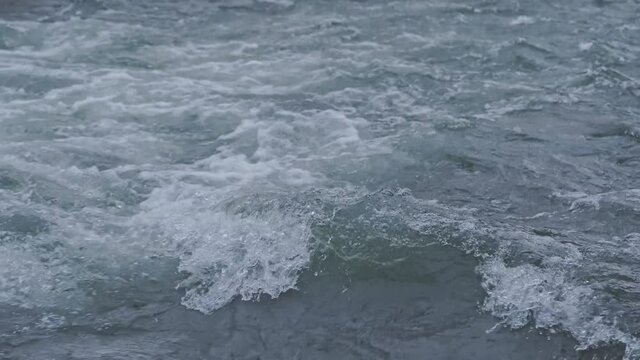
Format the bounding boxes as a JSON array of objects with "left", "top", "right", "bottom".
[{"left": 1, "top": 0, "right": 639, "bottom": 359}]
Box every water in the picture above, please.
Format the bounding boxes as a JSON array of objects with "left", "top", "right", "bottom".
[{"left": 0, "top": 0, "right": 639, "bottom": 359}]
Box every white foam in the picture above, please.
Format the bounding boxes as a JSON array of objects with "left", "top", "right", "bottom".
[
  {"left": 480, "top": 257, "right": 640, "bottom": 359},
  {"left": 510, "top": 16, "right": 536, "bottom": 26},
  {"left": 174, "top": 210, "right": 311, "bottom": 313},
  {"left": 579, "top": 42, "right": 594, "bottom": 51}
]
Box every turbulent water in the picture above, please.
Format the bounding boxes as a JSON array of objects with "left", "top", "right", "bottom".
[{"left": 0, "top": 0, "right": 639, "bottom": 359}]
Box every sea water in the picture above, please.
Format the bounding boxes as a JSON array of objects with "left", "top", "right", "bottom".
[{"left": 1, "top": 0, "right": 639, "bottom": 359}]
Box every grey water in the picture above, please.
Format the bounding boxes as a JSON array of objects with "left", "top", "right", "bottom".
[{"left": 0, "top": 0, "right": 639, "bottom": 359}]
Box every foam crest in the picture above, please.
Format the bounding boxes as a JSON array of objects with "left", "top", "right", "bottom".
[
  {"left": 127, "top": 173, "right": 327, "bottom": 313},
  {"left": 480, "top": 257, "right": 640, "bottom": 359},
  {"left": 175, "top": 210, "right": 311, "bottom": 313}
]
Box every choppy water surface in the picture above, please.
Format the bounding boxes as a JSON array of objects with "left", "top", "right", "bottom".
[{"left": 0, "top": 0, "right": 639, "bottom": 359}]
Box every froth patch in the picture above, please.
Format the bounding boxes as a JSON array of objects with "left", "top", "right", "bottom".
[
  {"left": 174, "top": 211, "right": 311, "bottom": 313},
  {"left": 134, "top": 189, "right": 314, "bottom": 314},
  {"left": 480, "top": 257, "right": 640, "bottom": 359}
]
